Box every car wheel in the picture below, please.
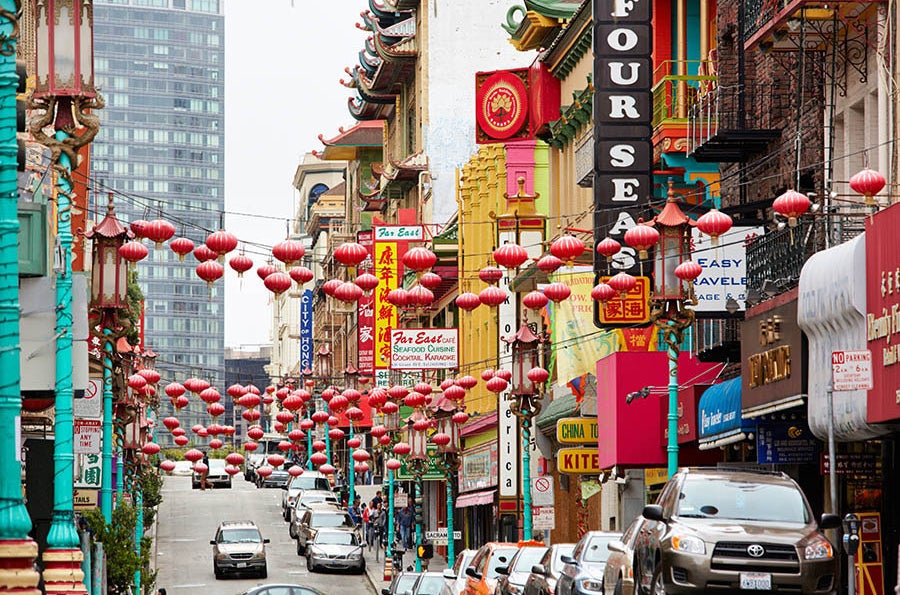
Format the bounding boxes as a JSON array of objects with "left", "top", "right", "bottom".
[
  {"left": 283, "top": 510, "right": 290, "bottom": 522},
  {"left": 296, "top": 540, "right": 303, "bottom": 556},
  {"left": 306, "top": 554, "right": 315, "bottom": 572},
  {"left": 289, "top": 524, "right": 297, "bottom": 539},
  {"left": 213, "top": 564, "right": 222, "bottom": 579},
  {"left": 651, "top": 564, "right": 666, "bottom": 595},
  {"left": 259, "top": 565, "right": 267, "bottom": 579}
]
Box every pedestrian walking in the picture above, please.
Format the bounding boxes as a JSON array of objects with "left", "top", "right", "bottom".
[
  {"left": 397, "top": 505, "right": 414, "bottom": 549},
  {"left": 157, "top": 589, "right": 167, "bottom": 595},
  {"left": 200, "top": 452, "right": 211, "bottom": 490}
]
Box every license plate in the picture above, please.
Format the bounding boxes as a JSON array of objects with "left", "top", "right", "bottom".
[
  {"left": 236, "top": 562, "right": 247, "bottom": 568},
  {"left": 740, "top": 573, "right": 771, "bottom": 590}
]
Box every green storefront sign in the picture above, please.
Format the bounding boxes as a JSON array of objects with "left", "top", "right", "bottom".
[{"left": 395, "top": 444, "right": 444, "bottom": 481}]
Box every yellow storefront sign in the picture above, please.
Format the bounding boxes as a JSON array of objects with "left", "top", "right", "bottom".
[
  {"left": 557, "top": 447, "right": 601, "bottom": 474},
  {"left": 73, "top": 489, "right": 99, "bottom": 509},
  {"left": 556, "top": 417, "right": 599, "bottom": 444}
]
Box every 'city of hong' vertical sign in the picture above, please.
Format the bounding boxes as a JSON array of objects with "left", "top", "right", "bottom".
[{"left": 592, "top": 0, "right": 654, "bottom": 328}]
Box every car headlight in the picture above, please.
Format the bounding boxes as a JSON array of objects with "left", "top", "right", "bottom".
[
  {"left": 215, "top": 553, "right": 227, "bottom": 560},
  {"left": 804, "top": 536, "right": 834, "bottom": 560},
  {"left": 506, "top": 584, "right": 523, "bottom": 594},
  {"left": 579, "top": 578, "right": 603, "bottom": 592},
  {"left": 672, "top": 534, "right": 706, "bottom": 554}
]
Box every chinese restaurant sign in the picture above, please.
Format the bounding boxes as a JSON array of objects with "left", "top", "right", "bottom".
[
  {"left": 865, "top": 203, "right": 900, "bottom": 422},
  {"left": 475, "top": 69, "right": 530, "bottom": 143},
  {"left": 357, "top": 231, "right": 375, "bottom": 374},
  {"left": 390, "top": 328, "right": 459, "bottom": 370},
  {"left": 373, "top": 237, "right": 400, "bottom": 381},
  {"left": 597, "top": 275, "right": 650, "bottom": 324}
]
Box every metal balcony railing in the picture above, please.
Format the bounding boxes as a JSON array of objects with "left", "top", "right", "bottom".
[
  {"left": 746, "top": 219, "right": 810, "bottom": 301},
  {"left": 695, "top": 318, "right": 741, "bottom": 356},
  {"left": 651, "top": 60, "right": 717, "bottom": 129}
]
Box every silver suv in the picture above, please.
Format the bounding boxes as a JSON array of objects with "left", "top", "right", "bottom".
[
  {"left": 210, "top": 520, "right": 269, "bottom": 579},
  {"left": 634, "top": 468, "right": 840, "bottom": 594},
  {"left": 294, "top": 505, "right": 357, "bottom": 556}
]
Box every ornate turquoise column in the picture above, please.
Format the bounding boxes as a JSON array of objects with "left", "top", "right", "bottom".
[
  {"left": 0, "top": 4, "right": 41, "bottom": 592},
  {"left": 101, "top": 331, "right": 113, "bottom": 522},
  {"left": 348, "top": 421, "right": 355, "bottom": 506},
  {"left": 133, "top": 489, "right": 142, "bottom": 595}
]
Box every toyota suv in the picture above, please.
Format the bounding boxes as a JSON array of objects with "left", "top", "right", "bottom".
[
  {"left": 210, "top": 520, "right": 270, "bottom": 579},
  {"left": 634, "top": 468, "right": 840, "bottom": 594}
]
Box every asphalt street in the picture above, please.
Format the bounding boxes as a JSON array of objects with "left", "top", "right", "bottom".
[{"left": 154, "top": 473, "right": 376, "bottom": 595}]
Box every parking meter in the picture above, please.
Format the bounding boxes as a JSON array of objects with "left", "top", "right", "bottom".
[
  {"left": 843, "top": 514, "right": 860, "bottom": 595},
  {"left": 843, "top": 514, "right": 860, "bottom": 556}
]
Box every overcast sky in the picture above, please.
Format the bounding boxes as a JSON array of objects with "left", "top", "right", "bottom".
[{"left": 223, "top": 2, "right": 366, "bottom": 349}]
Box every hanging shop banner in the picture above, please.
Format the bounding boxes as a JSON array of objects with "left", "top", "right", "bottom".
[
  {"left": 389, "top": 328, "right": 459, "bottom": 370},
  {"left": 460, "top": 441, "right": 498, "bottom": 493},
  {"left": 374, "top": 225, "right": 424, "bottom": 242},
  {"left": 300, "top": 288, "right": 314, "bottom": 372},
  {"left": 865, "top": 203, "right": 900, "bottom": 423},
  {"left": 692, "top": 226, "right": 763, "bottom": 315},
  {"left": 556, "top": 417, "right": 599, "bottom": 444},
  {"left": 475, "top": 69, "right": 531, "bottom": 143},
  {"left": 592, "top": 0, "right": 653, "bottom": 329},
  {"left": 395, "top": 444, "right": 444, "bottom": 481},
  {"left": 75, "top": 453, "right": 102, "bottom": 489},
  {"left": 597, "top": 275, "right": 651, "bottom": 325},
  {"left": 357, "top": 230, "right": 375, "bottom": 375},
  {"left": 756, "top": 422, "right": 819, "bottom": 465},
  {"left": 557, "top": 447, "right": 602, "bottom": 474},
  {"left": 373, "top": 238, "right": 400, "bottom": 375}
]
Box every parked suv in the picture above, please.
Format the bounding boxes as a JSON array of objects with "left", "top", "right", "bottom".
[
  {"left": 210, "top": 520, "right": 269, "bottom": 579},
  {"left": 294, "top": 505, "right": 357, "bottom": 555},
  {"left": 634, "top": 467, "right": 840, "bottom": 594}
]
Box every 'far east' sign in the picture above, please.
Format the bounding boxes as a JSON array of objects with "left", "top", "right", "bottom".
[
  {"left": 556, "top": 418, "right": 599, "bottom": 444},
  {"left": 557, "top": 447, "right": 602, "bottom": 474},
  {"left": 390, "top": 328, "right": 459, "bottom": 369}
]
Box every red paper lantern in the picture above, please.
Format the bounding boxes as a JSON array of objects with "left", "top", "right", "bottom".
[
  {"left": 346, "top": 407, "right": 365, "bottom": 421},
  {"left": 256, "top": 466, "right": 273, "bottom": 478},
  {"left": 267, "top": 454, "right": 286, "bottom": 467},
  {"left": 352, "top": 449, "right": 371, "bottom": 462},
  {"left": 160, "top": 460, "right": 176, "bottom": 472},
  {"left": 402, "top": 247, "right": 437, "bottom": 272},
  {"left": 527, "top": 367, "right": 550, "bottom": 384},
  {"left": 289, "top": 429, "right": 305, "bottom": 442},
  {"left": 607, "top": 272, "right": 637, "bottom": 297},
  {"left": 164, "top": 382, "right": 185, "bottom": 399},
  {"left": 137, "top": 368, "right": 160, "bottom": 385},
  {"left": 228, "top": 254, "right": 254, "bottom": 277},
  {"left": 163, "top": 417, "right": 180, "bottom": 431},
  {"left": 290, "top": 266, "right": 315, "bottom": 285},
  {"left": 174, "top": 395, "right": 189, "bottom": 410},
  {"left": 247, "top": 426, "right": 265, "bottom": 440},
  {"left": 386, "top": 288, "right": 410, "bottom": 307},
  {"left": 550, "top": 235, "right": 585, "bottom": 263},
  {"left": 696, "top": 208, "right": 733, "bottom": 245},
  {"left": 481, "top": 369, "right": 495, "bottom": 381},
  {"left": 478, "top": 286, "right": 507, "bottom": 307},
  {"left": 419, "top": 272, "right": 442, "bottom": 290},
  {"left": 328, "top": 428, "right": 345, "bottom": 440},
  {"left": 624, "top": 220, "right": 660, "bottom": 260},
  {"left": 129, "top": 220, "right": 147, "bottom": 239},
  {"left": 413, "top": 382, "right": 432, "bottom": 396},
  {"left": 141, "top": 442, "right": 161, "bottom": 456},
  {"left": 674, "top": 260, "right": 703, "bottom": 282},
  {"left": 119, "top": 241, "right": 148, "bottom": 264},
  {"left": 207, "top": 402, "right": 226, "bottom": 417},
  {"left": 264, "top": 272, "right": 292, "bottom": 295},
  {"left": 407, "top": 285, "right": 434, "bottom": 307},
  {"left": 196, "top": 260, "right": 225, "bottom": 287},
  {"left": 256, "top": 263, "right": 278, "bottom": 281},
  {"left": 486, "top": 377, "right": 508, "bottom": 393},
  {"left": 431, "top": 433, "right": 451, "bottom": 447},
  {"left": 299, "top": 419, "right": 315, "bottom": 431},
  {"left": 312, "top": 440, "right": 327, "bottom": 452},
  {"left": 169, "top": 237, "right": 194, "bottom": 261},
  {"left": 456, "top": 375, "right": 477, "bottom": 390},
  {"left": 404, "top": 392, "right": 426, "bottom": 408},
  {"left": 536, "top": 255, "right": 563, "bottom": 273},
  {"left": 591, "top": 283, "right": 616, "bottom": 303},
  {"left": 199, "top": 387, "right": 221, "bottom": 403},
  {"left": 347, "top": 437, "right": 362, "bottom": 448},
  {"left": 144, "top": 218, "right": 175, "bottom": 249},
  {"left": 288, "top": 465, "right": 303, "bottom": 477},
  {"left": 127, "top": 374, "right": 147, "bottom": 390},
  {"left": 334, "top": 281, "right": 364, "bottom": 303},
  {"left": 319, "top": 463, "right": 336, "bottom": 475},
  {"left": 225, "top": 465, "right": 241, "bottom": 476},
  {"left": 382, "top": 401, "right": 399, "bottom": 415},
  {"left": 243, "top": 441, "right": 258, "bottom": 452},
  {"left": 772, "top": 189, "right": 811, "bottom": 227},
  {"left": 174, "top": 436, "right": 189, "bottom": 446},
  {"left": 226, "top": 383, "right": 247, "bottom": 399},
  {"left": 596, "top": 237, "right": 622, "bottom": 261},
  {"left": 208, "top": 438, "right": 224, "bottom": 450},
  {"left": 334, "top": 242, "right": 368, "bottom": 267},
  {"left": 272, "top": 239, "right": 306, "bottom": 266},
  {"left": 478, "top": 266, "right": 504, "bottom": 285},
  {"left": 379, "top": 434, "right": 392, "bottom": 445},
  {"left": 393, "top": 442, "right": 411, "bottom": 456},
  {"left": 455, "top": 292, "right": 481, "bottom": 311},
  {"left": 193, "top": 244, "right": 218, "bottom": 262},
  {"left": 496, "top": 369, "right": 512, "bottom": 381},
  {"left": 276, "top": 411, "right": 295, "bottom": 424},
  {"left": 355, "top": 273, "right": 379, "bottom": 292},
  {"left": 184, "top": 448, "right": 204, "bottom": 463},
  {"left": 493, "top": 243, "right": 528, "bottom": 269},
  {"left": 206, "top": 229, "right": 238, "bottom": 258},
  {"left": 523, "top": 290, "right": 549, "bottom": 311},
  {"left": 849, "top": 167, "right": 886, "bottom": 205},
  {"left": 452, "top": 411, "right": 470, "bottom": 425},
  {"left": 226, "top": 452, "right": 245, "bottom": 466},
  {"left": 543, "top": 282, "right": 571, "bottom": 303},
  {"left": 386, "top": 458, "right": 402, "bottom": 471},
  {"left": 329, "top": 395, "right": 349, "bottom": 413},
  {"left": 322, "top": 279, "right": 342, "bottom": 297},
  {"left": 444, "top": 385, "right": 466, "bottom": 401}
]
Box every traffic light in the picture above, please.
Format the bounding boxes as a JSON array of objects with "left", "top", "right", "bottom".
[{"left": 16, "top": 59, "right": 27, "bottom": 172}]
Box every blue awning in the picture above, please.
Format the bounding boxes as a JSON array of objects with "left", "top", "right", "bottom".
[{"left": 698, "top": 377, "right": 755, "bottom": 449}]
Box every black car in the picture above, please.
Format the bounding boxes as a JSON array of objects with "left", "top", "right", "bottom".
[{"left": 556, "top": 531, "right": 622, "bottom": 595}]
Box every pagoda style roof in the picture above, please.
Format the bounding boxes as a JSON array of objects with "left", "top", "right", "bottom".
[
  {"left": 540, "top": 0, "right": 591, "bottom": 79},
  {"left": 381, "top": 151, "right": 428, "bottom": 182},
  {"left": 316, "top": 121, "right": 384, "bottom": 161},
  {"left": 85, "top": 196, "right": 133, "bottom": 240},
  {"left": 546, "top": 77, "right": 593, "bottom": 150},
  {"left": 382, "top": 0, "right": 419, "bottom": 11},
  {"left": 503, "top": 0, "right": 582, "bottom": 51},
  {"left": 349, "top": 96, "right": 394, "bottom": 121}
]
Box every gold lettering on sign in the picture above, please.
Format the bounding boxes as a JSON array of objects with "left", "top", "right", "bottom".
[
  {"left": 748, "top": 345, "right": 791, "bottom": 388},
  {"left": 758, "top": 316, "right": 782, "bottom": 347}
]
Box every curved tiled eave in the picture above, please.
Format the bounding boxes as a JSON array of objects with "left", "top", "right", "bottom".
[
  {"left": 382, "top": 0, "right": 419, "bottom": 11},
  {"left": 373, "top": 30, "right": 418, "bottom": 62},
  {"left": 349, "top": 96, "right": 394, "bottom": 121},
  {"left": 359, "top": 48, "right": 381, "bottom": 75},
  {"left": 546, "top": 78, "right": 593, "bottom": 150}
]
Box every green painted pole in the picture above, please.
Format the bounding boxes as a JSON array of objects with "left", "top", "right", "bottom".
[
  {"left": 0, "top": 4, "right": 40, "bottom": 589},
  {"left": 414, "top": 474, "right": 422, "bottom": 572},
  {"left": 101, "top": 331, "right": 113, "bottom": 522},
  {"left": 306, "top": 418, "right": 312, "bottom": 471},
  {"left": 446, "top": 467, "right": 455, "bottom": 568},
  {"left": 387, "top": 469, "right": 395, "bottom": 549},
  {"left": 116, "top": 455, "right": 123, "bottom": 501},
  {"left": 325, "top": 430, "right": 332, "bottom": 467},
  {"left": 667, "top": 323, "right": 679, "bottom": 479},
  {"left": 348, "top": 421, "right": 355, "bottom": 506},
  {"left": 522, "top": 414, "right": 533, "bottom": 541},
  {"left": 47, "top": 131, "right": 80, "bottom": 553},
  {"left": 134, "top": 489, "right": 142, "bottom": 595}
]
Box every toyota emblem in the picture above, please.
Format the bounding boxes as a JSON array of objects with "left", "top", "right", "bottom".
[{"left": 747, "top": 544, "right": 765, "bottom": 558}]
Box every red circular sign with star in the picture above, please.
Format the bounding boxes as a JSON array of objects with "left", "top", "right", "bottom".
[{"left": 476, "top": 71, "right": 529, "bottom": 140}]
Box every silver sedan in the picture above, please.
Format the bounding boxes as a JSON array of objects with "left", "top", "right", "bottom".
[{"left": 305, "top": 529, "right": 365, "bottom": 573}]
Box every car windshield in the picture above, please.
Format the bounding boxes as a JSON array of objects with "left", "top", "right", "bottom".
[
  {"left": 513, "top": 548, "right": 547, "bottom": 572},
  {"left": 293, "top": 477, "right": 331, "bottom": 491},
  {"left": 395, "top": 574, "right": 419, "bottom": 594},
  {"left": 206, "top": 459, "right": 226, "bottom": 473},
  {"left": 583, "top": 536, "right": 618, "bottom": 563},
  {"left": 486, "top": 548, "right": 519, "bottom": 579},
  {"left": 312, "top": 512, "right": 353, "bottom": 528},
  {"left": 676, "top": 477, "right": 810, "bottom": 523},
  {"left": 453, "top": 552, "right": 474, "bottom": 575},
  {"left": 302, "top": 494, "right": 335, "bottom": 504},
  {"left": 551, "top": 545, "right": 575, "bottom": 572},
  {"left": 218, "top": 528, "right": 260, "bottom": 544},
  {"left": 413, "top": 575, "right": 445, "bottom": 595},
  {"left": 317, "top": 532, "right": 358, "bottom": 546}
]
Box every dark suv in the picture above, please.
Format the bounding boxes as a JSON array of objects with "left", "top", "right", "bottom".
[
  {"left": 210, "top": 520, "right": 270, "bottom": 579},
  {"left": 634, "top": 468, "right": 840, "bottom": 594}
]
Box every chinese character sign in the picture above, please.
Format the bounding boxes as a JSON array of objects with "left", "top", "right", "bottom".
[
  {"left": 598, "top": 276, "right": 651, "bottom": 324},
  {"left": 358, "top": 231, "right": 375, "bottom": 374},
  {"left": 374, "top": 239, "right": 400, "bottom": 371}
]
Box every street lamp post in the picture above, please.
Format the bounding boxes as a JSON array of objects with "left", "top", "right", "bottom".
[
  {"left": 505, "top": 325, "right": 545, "bottom": 541},
  {"left": 344, "top": 366, "right": 359, "bottom": 507},
  {"left": 29, "top": 2, "right": 103, "bottom": 592},
  {"left": 644, "top": 181, "right": 703, "bottom": 479},
  {"left": 84, "top": 195, "right": 132, "bottom": 520},
  {"left": 406, "top": 419, "right": 429, "bottom": 572},
  {"left": 0, "top": 3, "right": 43, "bottom": 592},
  {"left": 432, "top": 397, "right": 461, "bottom": 567},
  {"left": 315, "top": 344, "right": 333, "bottom": 467}
]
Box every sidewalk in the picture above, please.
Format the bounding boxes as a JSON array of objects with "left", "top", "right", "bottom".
[{"left": 363, "top": 545, "right": 447, "bottom": 592}]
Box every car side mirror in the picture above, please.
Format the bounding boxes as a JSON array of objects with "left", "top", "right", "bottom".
[
  {"left": 263, "top": 538, "right": 270, "bottom": 544},
  {"left": 642, "top": 504, "right": 666, "bottom": 522},
  {"left": 382, "top": 589, "right": 391, "bottom": 595},
  {"left": 531, "top": 564, "right": 546, "bottom": 575},
  {"left": 820, "top": 513, "right": 841, "bottom": 530},
  {"left": 281, "top": 485, "right": 288, "bottom": 490},
  {"left": 443, "top": 568, "right": 456, "bottom": 579},
  {"left": 496, "top": 565, "right": 509, "bottom": 575},
  {"left": 466, "top": 567, "right": 479, "bottom": 578},
  {"left": 560, "top": 555, "right": 576, "bottom": 565},
  {"left": 209, "top": 540, "right": 216, "bottom": 545},
  {"left": 608, "top": 540, "right": 626, "bottom": 554}
]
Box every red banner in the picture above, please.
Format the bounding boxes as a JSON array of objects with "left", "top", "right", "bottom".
[{"left": 357, "top": 231, "right": 375, "bottom": 375}]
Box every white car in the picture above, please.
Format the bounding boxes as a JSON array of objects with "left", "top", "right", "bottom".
[
  {"left": 171, "top": 461, "right": 193, "bottom": 476},
  {"left": 441, "top": 549, "right": 477, "bottom": 595}
]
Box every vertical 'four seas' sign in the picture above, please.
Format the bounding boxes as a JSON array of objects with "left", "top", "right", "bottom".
[{"left": 592, "top": 0, "right": 653, "bottom": 328}]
